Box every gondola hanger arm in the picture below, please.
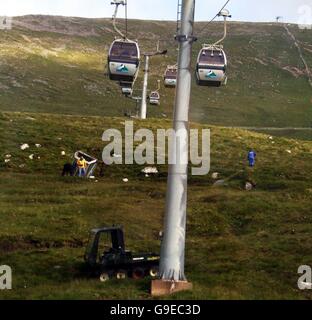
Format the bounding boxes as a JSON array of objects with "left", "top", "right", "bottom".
[
  {"left": 213, "top": 9, "right": 231, "bottom": 46},
  {"left": 111, "top": 0, "right": 127, "bottom": 40}
]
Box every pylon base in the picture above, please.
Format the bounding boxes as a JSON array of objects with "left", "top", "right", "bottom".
[{"left": 151, "top": 279, "right": 193, "bottom": 296}]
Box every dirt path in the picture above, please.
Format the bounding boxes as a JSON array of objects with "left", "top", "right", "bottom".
[{"left": 284, "top": 24, "right": 312, "bottom": 89}]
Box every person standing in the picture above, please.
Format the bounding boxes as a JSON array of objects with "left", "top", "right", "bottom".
[
  {"left": 77, "top": 156, "right": 87, "bottom": 177},
  {"left": 248, "top": 149, "right": 257, "bottom": 167}
]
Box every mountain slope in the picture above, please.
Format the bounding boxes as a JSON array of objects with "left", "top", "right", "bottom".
[{"left": 0, "top": 16, "right": 311, "bottom": 132}]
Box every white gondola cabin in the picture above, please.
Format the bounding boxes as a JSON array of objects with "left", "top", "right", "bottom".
[
  {"left": 195, "top": 45, "right": 227, "bottom": 87},
  {"left": 149, "top": 91, "right": 160, "bottom": 105},
  {"left": 164, "top": 65, "right": 177, "bottom": 87},
  {"left": 108, "top": 39, "right": 140, "bottom": 83}
]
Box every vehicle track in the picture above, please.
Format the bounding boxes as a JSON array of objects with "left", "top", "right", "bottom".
[{"left": 284, "top": 24, "right": 312, "bottom": 88}]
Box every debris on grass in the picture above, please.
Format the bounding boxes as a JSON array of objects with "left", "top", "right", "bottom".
[
  {"left": 35, "top": 144, "right": 42, "bottom": 148},
  {"left": 61, "top": 151, "right": 66, "bottom": 156},
  {"left": 29, "top": 154, "right": 34, "bottom": 160},
  {"left": 286, "top": 149, "right": 292, "bottom": 154},
  {"left": 5, "top": 154, "right": 12, "bottom": 159},
  {"left": 141, "top": 167, "right": 158, "bottom": 174},
  {"left": 123, "top": 178, "right": 129, "bottom": 183},
  {"left": 4, "top": 159, "right": 10, "bottom": 163},
  {"left": 25, "top": 116, "right": 36, "bottom": 121},
  {"left": 54, "top": 266, "right": 62, "bottom": 270},
  {"left": 212, "top": 172, "right": 219, "bottom": 180},
  {"left": 213, "top": 179, "right": 226, "bottom": 187},
  {"left": 245, "top": 182, "right": 254, "bottom": 191},
  {"left": 20, "top": 143, "right": 29, "bottom": 150}
]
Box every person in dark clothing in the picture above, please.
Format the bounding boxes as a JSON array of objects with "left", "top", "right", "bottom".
[
  {"left": 62, "top": 163, "right": 75, "bottom": 176},
  {"left": 99, "top": 161, "right": 105, "bottom": 177}
]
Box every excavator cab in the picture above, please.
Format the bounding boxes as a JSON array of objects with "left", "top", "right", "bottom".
[{"left": 84, "top": 226, "right": 125, "bottom": 267}]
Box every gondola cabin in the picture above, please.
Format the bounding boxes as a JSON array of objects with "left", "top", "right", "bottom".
[
  {"left": 196, "top": 46, "right": 227, "bottom": 87},
  {"left": 149, "top": 91, "right": 160, "bottom": 105},
  {"left": 108, "top": 39, "right": 140, "bottom": 83},
  {"left": 164, "top": 66, "right": 177, "bottom": 87}
]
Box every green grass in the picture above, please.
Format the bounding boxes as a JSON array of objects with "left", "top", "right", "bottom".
[{"left": 1, "top": 112, "right": 312, "bottom": 299}]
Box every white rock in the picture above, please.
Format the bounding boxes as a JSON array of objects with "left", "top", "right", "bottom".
[
  {"left": 61, "top": 151, "right": 66, "bottom": 156},
  {"left": 123, "top": 178, "right": 129, "bottom": 183},
  {"left": 269, "top": 136, "right": 273, "bottom": 140},
  {"left": 20, "top": 143, "right": 29, "bottom": 150},
  {"left": 212, "top": 172, "right": 219, "bottom": 180},
  {"left": 4, "top": 159, "right": 10, "bottom": 163},
  {"left": 35, "top": 144, "right": 41, "bottom": 148},
  {"left": 245, "top": 182, "right": 253, "bottom": 191},
  {"left": 29, "top": 154, "right": 34, "bottom": 160},
  {"left": 286, "top": 150, "right": 292, "bottom": 154},
  {"left": 26, "top": 116, "right": 36, "bottom": 121},
  {"left": 213, "top": 179, "right": 226, "bottom": 187},
  {"left": 5, "top": 154, "right": 11, "bottom": 159},
  {"left": 145, "top": 174, "right": 149, "bottom": 178},
  {"left": 141, "top": 167, "right": 158, "bottom": 174},
  {"left": 89, "top": 176, "right": 95, "bottom": 179}
]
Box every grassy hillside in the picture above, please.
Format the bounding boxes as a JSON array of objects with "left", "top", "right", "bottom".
[
  {"left": 0, "top": 16, "right": 311, "bottom": 134},
  {"left": 1, "top": 111, "right": 312, "bottom": 299}
]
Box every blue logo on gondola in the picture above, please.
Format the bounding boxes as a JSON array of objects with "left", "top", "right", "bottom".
[
  {"left": 117, "top": 64, "right": 129, "bottom": 73},
  {"left": 206, "top": 70, "right": 217, "bottom": 79}
]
